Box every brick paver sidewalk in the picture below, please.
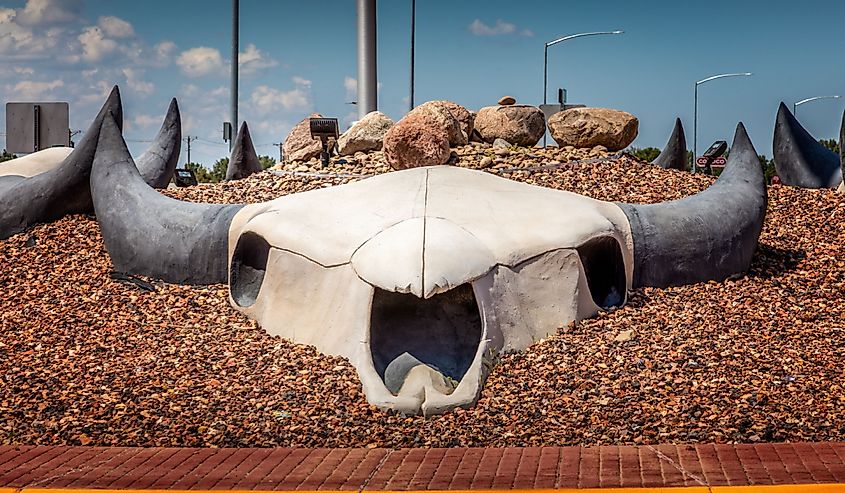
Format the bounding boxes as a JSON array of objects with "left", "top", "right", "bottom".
[{"left": 1, "top": 444, "right": 844, "bottom": 491}]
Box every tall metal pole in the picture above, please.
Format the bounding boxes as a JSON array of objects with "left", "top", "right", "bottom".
[
  {"left": 692, "top": 72, "right": 753, "bottom": 173},
  {"left": 409, "top": 0, "right": 415, "bottom": 111},
  {"left": 230, "top": 0, "right": 239, "bottom": 151},
  {"left": 693, "top": 84, "right": 698, "bottom": 173},
  {"left": 357, "top": 0, "right": 378, "bottom": 120},
  {"left": 542, "top": 44, "right": 548, "bottom": 146}
]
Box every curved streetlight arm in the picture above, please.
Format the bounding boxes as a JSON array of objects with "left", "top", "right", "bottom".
[
  {"left": 795, "top": 95, "right": 840, "bottom": 106},
  {"left": 695, "top": 72, "right": 753, "bottom": 86},
  {"left": 545, "top": 30, "right": 624, "bottom": 47}
]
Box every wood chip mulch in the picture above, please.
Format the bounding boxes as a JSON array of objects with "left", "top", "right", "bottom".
[{"left": 1, "top": 148, "right": 843, "bottom": 448}]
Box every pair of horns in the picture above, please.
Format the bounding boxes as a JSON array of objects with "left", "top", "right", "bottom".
[
  {"left": 92, "top": 103, "right": 767, "bottom": 290},
  {"left": 773, "top": 102, "right": 844, "bottom": 189}
]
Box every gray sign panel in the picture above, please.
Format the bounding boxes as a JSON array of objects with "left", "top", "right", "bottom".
[{"left": 5, "top": 102, "right": 69, "bottom": 153}]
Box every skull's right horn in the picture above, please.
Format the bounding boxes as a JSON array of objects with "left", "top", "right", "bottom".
[{"left": 619, "top": 123, "right": 767, "bottom": 288}]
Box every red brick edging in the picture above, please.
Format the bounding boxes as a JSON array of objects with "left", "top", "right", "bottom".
[{"left": 1, "top": 444, "right": 844, "bottom": 490}]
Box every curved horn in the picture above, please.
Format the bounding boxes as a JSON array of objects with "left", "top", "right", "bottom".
[
  {"left": 92, "top": 112, "right": 244, "bottom": 285},
  {"left": 135, "top": 98, "right": 181, "bottom": 188},
  {"left": 0, "top": 86, "right": 122, "bottom": 240},
  {"left": 651, "top": 118, "right": 688, "bottom": 171},
  {"left": 618, "top": 123, "right": 767, "bottom": 288},
  {"left": 225, "top": 121, "right": 262, "bottom": 181},
  {"left": 773, "top": 102, "right": 841, "bottom": 188}
]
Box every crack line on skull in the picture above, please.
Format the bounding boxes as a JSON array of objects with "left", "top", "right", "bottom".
[{"left": 421, "top": 169, "right": 430, "bottom": 297}]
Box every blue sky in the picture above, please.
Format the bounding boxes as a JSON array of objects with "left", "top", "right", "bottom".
[{"left": 1, "top": 0, "right": 843, "bottom": 166}]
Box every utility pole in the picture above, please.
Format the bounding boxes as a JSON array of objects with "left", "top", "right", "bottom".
[
  {"left": 273, "top": 142, "right": 284, "bottom": 162},
  {"left": 409, "top": 0, "right": 415, "bottom": 111},
  {"left": 230, "top": 0, "right": 239, "bottom": 151},
  {"left": 357, "top": 0, "right": 377, "bottom": 119},
  {"left": 184, "top": 136, "right": 195, "bottom": 165}
]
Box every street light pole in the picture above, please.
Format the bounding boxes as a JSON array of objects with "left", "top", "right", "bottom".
[
  {"left": 409, "top": 0, "right": 415, "bottom": 111},
  {"left": 693, "top": 72, "right": 753, "bottom": 173},
  {"left": 230, "top": 0, "right": 239, "bottom": 151},
  {"left": 793, "top": 95, "right": 841, "bottom": 117},
  {"left": 542, "top": 30, "right": 623, "bottom": 146}
]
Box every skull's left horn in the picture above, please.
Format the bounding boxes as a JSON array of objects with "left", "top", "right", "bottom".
[
  {"left": 92, "top": 112, "right": 245, "bottom": 284},
  {"left": 619, "top": 123, "right": 767, "bottom": 288}
]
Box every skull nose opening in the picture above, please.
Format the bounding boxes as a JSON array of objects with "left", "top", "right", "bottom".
[
  {"left": 370, "top": 284, "right": 482, "bottom": 396},
  {"left": 230, "top": 232, "right": 270, "bottom": 308},
  {"left": 577, "top": 236, "right": 627, "bottom": 309}
]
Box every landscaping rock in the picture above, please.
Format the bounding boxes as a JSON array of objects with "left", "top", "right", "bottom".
[
  {"left": 337, "top": 111, "right": 394, "bottom": 156},
  {"left": 548, "top": 107, "right": 639, "bottom": 151},
  {"left": 382, "top": 113, "right": 451, "bottom": 170},
  {"left": 474, "top": 104, "right": 545, "bottom": 147},
  {"left": 283, "top": 113, "right": 324, "bottom": 163},
  {"left": 409, "top": 101, "right": 467, "bottom": 147},
  {"left": 498, "top": 95, "right": 516, "bottom": 105}
]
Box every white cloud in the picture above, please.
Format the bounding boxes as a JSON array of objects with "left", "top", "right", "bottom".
[
  {"left": 122, "top": 68, "right": 154, "bottom": 95},
  {"left": 98, "top": 16, "right": 135, "bottom": 39},
  {"left": 250, "top": 78, "right": 311, "bottom": 115},
  {"left": 77, "top": 26, "right": 118, "bottom": 62},
  {"left": 16, "top": 0, "right": 82, "bottom": 26},
  {"left": 176, "top": 46, "right": 224, "bottom": 77},
  {"left": 468, "top": 19, "right": 532, "bottom": 37},
  {"left": 238, "top": 43, "right": 278, "bottom": 75},
  {"left": 0, "top": 8, "right": 62, "bottom": 58},
  {"left": 5, "top": 79, "right": 64, "bottom": 100},
  {"left": 153, "top": 40, "right": 177, "bottom": 66},
  {"left": 344, "top": 76, "right": 357, "bottom": 101},
  {"left": 133, "top": 113, "right": 161, "bottom": 129},
  {"left": 13, "top": 67, "right": 35, "bottom": 75}
]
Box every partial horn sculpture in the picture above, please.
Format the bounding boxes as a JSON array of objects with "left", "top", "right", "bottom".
[
  {"left": 773, "top": 102, "right": 843, "bottom": 188},
  {"left": 651, "top": 118, "right": 688, "bottom": 171}
]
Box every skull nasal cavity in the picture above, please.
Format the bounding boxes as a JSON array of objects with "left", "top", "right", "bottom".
[
  {"left": 370, "top": 284, "right": 482, "bottom": 395},
  {"left": 230, "top": 232, "right": 270, "bottom": 307},
  {"left": 576, "top": 236, "right": 626, "bottom": 309}
]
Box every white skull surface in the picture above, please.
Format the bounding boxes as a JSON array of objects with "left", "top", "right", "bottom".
[{"left": 226, "top": 166, "right": 634, "bottom": 415}]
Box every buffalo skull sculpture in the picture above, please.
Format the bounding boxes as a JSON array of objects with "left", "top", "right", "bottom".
[{"left": 90, "top": 95, "right": 767, "bottom": 415}]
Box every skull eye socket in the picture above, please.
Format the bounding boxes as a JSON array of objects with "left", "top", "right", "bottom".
[
  {"left": 230, "top": 232, "right": 270, "bottom": 308},
  {"left": 576, "top": 236, "right": 626, "bottom": 309}
]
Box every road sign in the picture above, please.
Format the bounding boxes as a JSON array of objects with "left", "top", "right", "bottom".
[
  {"left": 712, "top": 156, "right": 727, "bottom": 166},
  {"left": 696, "top": 156, "right": 709, "bottom": 166},
  {"left": 5, "top": 102, "right": 69, "bottom": 153}
]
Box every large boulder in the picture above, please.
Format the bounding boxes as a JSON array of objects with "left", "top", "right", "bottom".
[
  {"left": 548, "top": 108, "right": 638, "bottom": 151},
  {"left": 408, "top": 101, "right": 467, "bottom": 147},
  {"left": 474, "top": 104, "right": 545, "bottom": 147},
  {"left": 283, "top": 113, "right": 323, "bottom": 162},
  {"left": 337, "top": 111, "right": 394, "bottom": 156},
  {"left": 383, "top": 112, "right": 451, "bottom": 170}
]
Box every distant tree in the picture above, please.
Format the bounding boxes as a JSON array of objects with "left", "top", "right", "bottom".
[
  {"left": 819, "top": 139, "right": 840, "bottom": 154},
  {"left": 210, "top": 157, "right": 229, "bottom": 182},
  {"left": 0, "top": 149, "right": 17, "bottom": 163},
  {"left": 627, "top": 147, "right": 661, "bottom": 163},
  {"left": 758, "top": 155, "right": 776, "bottom": 183},
  {"left": 259, "top": 155, "right": 276, "bottom": 170},
  {"left": 186, "top": 162, "right": 215, "bottom": 183}
]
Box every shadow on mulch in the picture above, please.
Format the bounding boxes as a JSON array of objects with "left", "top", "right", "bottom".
[{"left": 746, "top": 243, "right": 806, "bottom": 279}]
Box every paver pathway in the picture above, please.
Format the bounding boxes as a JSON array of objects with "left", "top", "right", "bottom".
[{"left": 1, "top": 444, "right": 844, "bottom": 491}]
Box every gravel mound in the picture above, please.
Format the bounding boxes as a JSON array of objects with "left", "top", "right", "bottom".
[{"left": 1, "top": 147, "right": 843, "bottom": 447}]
